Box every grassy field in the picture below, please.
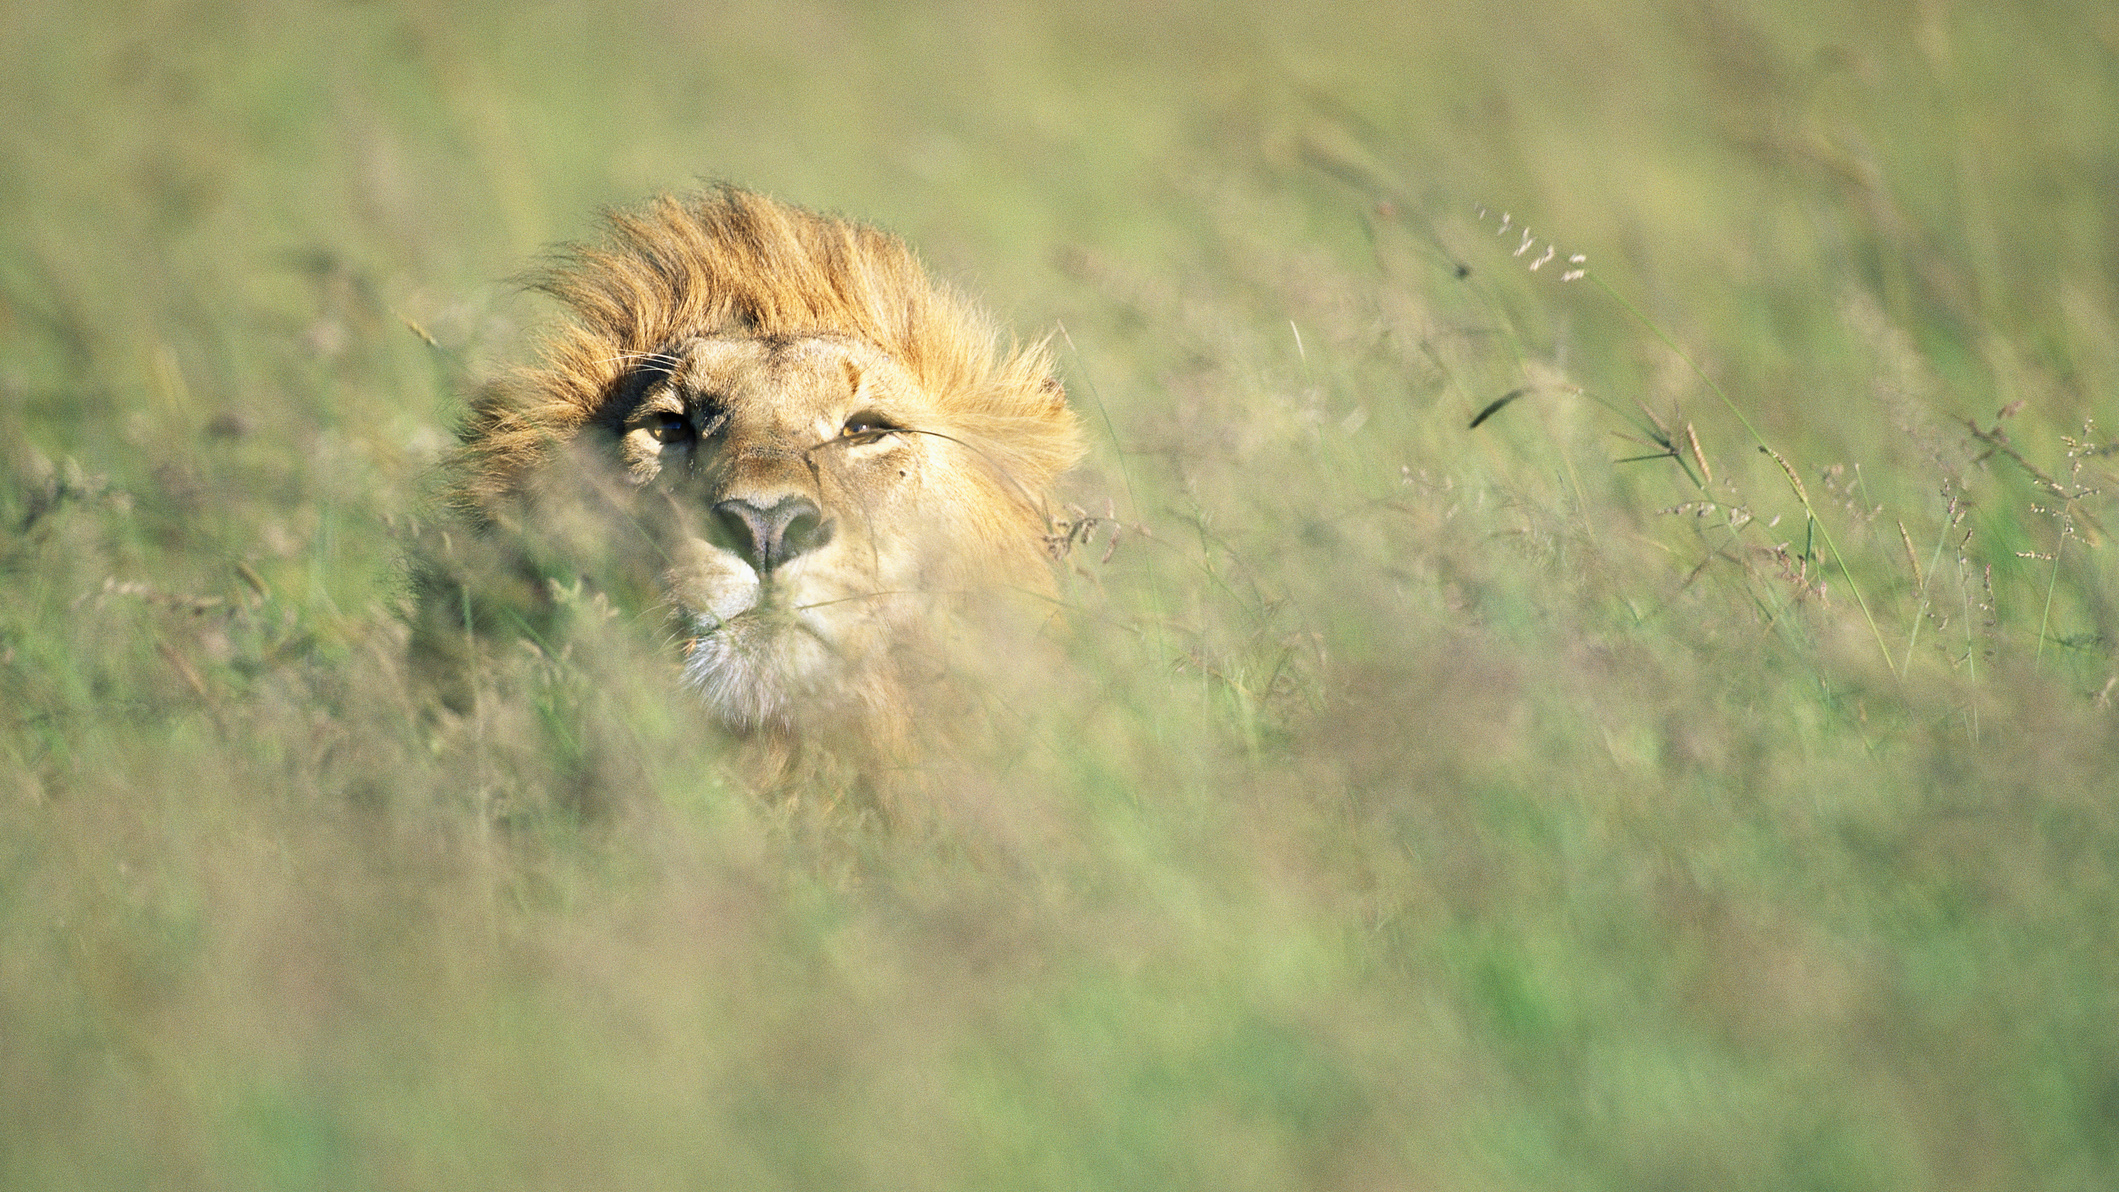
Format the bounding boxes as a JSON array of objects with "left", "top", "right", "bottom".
[{"left": 5, "top": 0, "right": 2118, "bottom": 1188}]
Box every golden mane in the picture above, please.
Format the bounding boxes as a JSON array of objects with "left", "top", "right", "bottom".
[{"left": 454, "top": 186, "right": 1078, "bottom": 517}]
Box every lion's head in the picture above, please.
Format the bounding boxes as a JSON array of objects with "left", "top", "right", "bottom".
[{"left": 424, "top": 188, "right": 1083, "bottom": 751}]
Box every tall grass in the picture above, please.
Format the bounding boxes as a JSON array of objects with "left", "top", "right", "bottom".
[{"left": 4, "top": 1, "right": 2117, "bottom": 1189}]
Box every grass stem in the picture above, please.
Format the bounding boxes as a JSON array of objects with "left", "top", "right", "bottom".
[{"left": 1586, "top": 274, "right": 1900, "bottom": 680}]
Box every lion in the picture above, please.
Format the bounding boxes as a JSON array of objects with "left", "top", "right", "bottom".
[{"left": 413, "top": 186, "right": 1084, "bottom": 787}]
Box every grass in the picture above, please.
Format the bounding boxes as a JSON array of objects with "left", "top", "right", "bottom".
[{"left": 4, "top": 0, "right": 2118, "bottom": 1189}]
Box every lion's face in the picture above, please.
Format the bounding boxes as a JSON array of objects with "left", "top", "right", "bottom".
[
  {"left": 428, "top": 188, "right": 1083, "bottom": 759},
  {"left": 595, "top": 333, "right": 1041, "bottom": 732}
]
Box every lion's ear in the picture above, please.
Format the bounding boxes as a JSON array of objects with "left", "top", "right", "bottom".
[{"left": 1039, "top": 375, "right": 1066, "bottom": 409}]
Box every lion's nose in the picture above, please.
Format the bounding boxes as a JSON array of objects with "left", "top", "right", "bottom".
[{"left": 710, "top": 495, "right": 832, "bottom": 573}]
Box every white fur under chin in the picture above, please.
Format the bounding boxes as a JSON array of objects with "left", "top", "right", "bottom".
[
  {"left": 679, "top": 624, "right": 789, "bottom": 731},
  {"left": 680, "top": 604, "right": 872, "bottom": 733}
]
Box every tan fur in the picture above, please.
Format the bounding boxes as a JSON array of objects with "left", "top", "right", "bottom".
[{"left": 421, "top": 187, "right": 1083, "bottom": 783}]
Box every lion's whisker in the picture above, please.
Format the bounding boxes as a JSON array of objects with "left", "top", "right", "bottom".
[
  {"left": 805, "top": 425, "right": 1050, "bottom": 524},
  {"left": 792, "top": 589, "right": 950, "bottom": 611},
  {"left": 593, "top": 350, "right": 684, "bottom": 370}
]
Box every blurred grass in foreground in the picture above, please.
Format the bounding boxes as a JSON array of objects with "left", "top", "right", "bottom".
[{"left": 4, "top": 0, "right": 2118, "bottom": 1189}]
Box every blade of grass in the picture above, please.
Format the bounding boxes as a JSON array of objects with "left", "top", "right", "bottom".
[{"left": 1586, "top": 273, "right": 1900, "bottom": 680}]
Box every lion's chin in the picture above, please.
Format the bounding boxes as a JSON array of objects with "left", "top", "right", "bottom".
[
  {"left": 683, "top": 641, "right": 786, "bottom": 732},
  {"left": 678, "top": 609, "right": 842, "bottom": 733}
]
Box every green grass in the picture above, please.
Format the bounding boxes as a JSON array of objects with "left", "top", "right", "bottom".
[{"left": 5, "top": 1, "right": 2119, "bottom": 1188}]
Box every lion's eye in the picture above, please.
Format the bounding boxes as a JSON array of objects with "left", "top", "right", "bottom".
[
  {"left": 838, "top": 413, "right": 901, "bottom": 444},
  {"left": 648, "top": 412, "right": 693, "bottom": 444}
]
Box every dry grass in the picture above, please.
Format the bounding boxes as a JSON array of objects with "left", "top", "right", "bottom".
[{"left": 4, "top": 1, "right": 2118, "bottom": 1189}]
